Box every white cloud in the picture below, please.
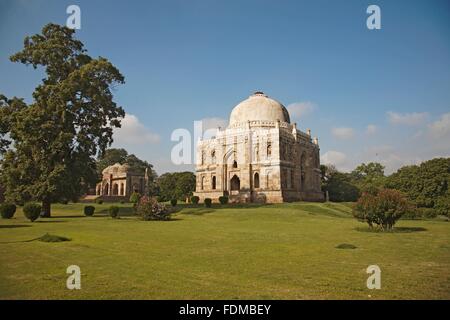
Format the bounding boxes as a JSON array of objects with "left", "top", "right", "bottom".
[
  {"left": 321, "top": 151, "right": 348, "bottom": 169},
  {"left": 113, "top": 113, "right": 160, "bottom": 145},
  {"left": 387, "top": 111, "right": 429, "bottom": 126},
  {"left": 331, "top": 127, "right": 355, "bottom": 139},
  {"left": 366, "top": 124, "right": 377, "bottom": 135},
  {"left": 428, "top": 112, "right": 450, "bottom": 139},
  {"left": 287, "top": 102, "right": 316, "bottom": 119}
]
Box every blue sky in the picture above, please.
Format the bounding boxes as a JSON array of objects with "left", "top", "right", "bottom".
[{"left": 1, "top": 0, "right": 449, "bottom": 174}]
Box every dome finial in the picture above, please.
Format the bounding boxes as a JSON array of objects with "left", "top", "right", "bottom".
[{"left": 253, "top": 91, "right": 266, "bottom": 97}]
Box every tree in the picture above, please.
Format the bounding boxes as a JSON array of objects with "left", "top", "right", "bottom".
[
  {"left": 157, "top": 172, "right": 196, "bottom": 201},
  {"left": 0, "top": 24, "right": 125, "bottom": 216},
  {"left": 386, "top": 158, "right": 450, "bottom": 208},
  {"left": 350, "top": 162, "right": 386, "bottom": 192},
  {"left": 96, "top": 148, "right": 128, "bottom": 176},
  {"left": 319, "top": 165, "right": 359, "bottom": 202},
  {"left": 353, "top": 189, "right": 413, "bottom": 231}
]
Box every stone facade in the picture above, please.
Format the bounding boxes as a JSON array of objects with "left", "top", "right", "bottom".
[
  {"left": 96, "top": 163, "right": 146, "bottom": 200},
  {"left": 194, "top": 92, "right": 324, "bottom": 203}
]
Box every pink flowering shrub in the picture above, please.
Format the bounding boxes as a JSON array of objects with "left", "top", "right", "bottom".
[{"left": 136, "top": 196, "right": 172, "bottom": 221}]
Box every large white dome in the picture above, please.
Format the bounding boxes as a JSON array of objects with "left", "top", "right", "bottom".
[{"left": 229, "top": 92, "right": 290, "bottom": 126}]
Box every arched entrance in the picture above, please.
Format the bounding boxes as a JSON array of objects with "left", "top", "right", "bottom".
[
  {"left": 212, "top": 176, "right": 216, "bottom": 190},
  {"left": 230, "top": 175, "right": 240, "bottom": 191},
  {"left": 112, "top": 183, "right": 119, "bottom": 195},
  {"left": 103, "top": 183, "right": 109, "bottom": 195}
]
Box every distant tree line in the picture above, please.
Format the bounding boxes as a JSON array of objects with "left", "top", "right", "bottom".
[{"left": 321, "top": 157, "right": 450, "bottom": 217}]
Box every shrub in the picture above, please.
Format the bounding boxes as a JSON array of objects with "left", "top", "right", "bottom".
[
  {"left": 353, "top": 189, "right": 412, "bottom": 231},
  {"left": 0, "top": 203, "right": 16, "bottom": 219},
  {"left": 129, "top": 192, "right": 141, "bottom": 204},
  {"left": 219, "top": 196, "right": 229, "bottom": 205},
  {"left": 23, "top": 203, "right": 41, "bottom": 222},
  {"left": 136, "top": 196, "right": 171, "bottom": 221},
  {"left": 170, "top": 198, "right": 177, "bottom": 207},
  {"left": 84, "top": 205, "right": 95, "bottom": 217},
  {"left": 204, "top": 198, "right": 212, "bottom": 208},
  {"left": 60, "top": 199, "right": 69, "bottom": 205},
  {"left": 95, "top": 198, "right": 103, "bottom": 204},
  {"left": 190, "top": 196, "right": 199, "bottom": 204},
  {"left": 109, "top": 206, "right": 119, "bottom": 219},
  {"left": 120, "top": 200, "right": 125, "bottom": 204}
]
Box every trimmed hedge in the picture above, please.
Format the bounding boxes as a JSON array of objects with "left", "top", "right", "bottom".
[
  {"left": 95, "top": 198, "right": 103, "bottom": 204},
  {"left": 170, "top": 198, "right": 177, "bottom": 207},
  {"left": 84, "top": 205, "right": 95, "bottom": 217},
  {"left": 219, "top": 196, "right": 229, "bottom": 205},
  {"left": 190, "top": 196, "right": 199, "bottom": 205},
  {"left": 204, "top": 198, "right": 212, "bottom": 208},
  {"left": 109, "top": 206, "right": 119, "bottom": 218},
  {"left": 0, "top": 203, "right": 16, "bottom": 219},
  {"left": 23, "top": 203, "right": 41, "bottom": 222}
]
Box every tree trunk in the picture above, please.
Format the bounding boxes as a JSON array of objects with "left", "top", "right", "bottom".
[{"left": 41, "top": 200, "right": 51, "bottom": 218}]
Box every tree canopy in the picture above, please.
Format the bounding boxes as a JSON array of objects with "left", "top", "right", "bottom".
[
  {"left": 157, "top": 172, "right": 196, "bottom": 201},
  {"left": 386, "top": 157, "right": 450, "bottom": 208},
  {"left": 0, "top": 24, "right": 125, "bottom": 216}
]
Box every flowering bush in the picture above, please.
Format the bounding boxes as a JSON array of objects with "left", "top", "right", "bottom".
[
  {"left": 136, "top": 196, "right": 172, "bottom": 221},
  {"left": 353, "top": 189, "right": 413, "bottom": 231}
]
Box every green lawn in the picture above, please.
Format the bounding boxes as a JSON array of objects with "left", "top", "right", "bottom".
[{"left": 0, "top": 202, "right": 449, "bottom": 299}]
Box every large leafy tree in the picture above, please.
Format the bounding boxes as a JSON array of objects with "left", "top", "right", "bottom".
[
  {"left": 157, "top": 172, "right": 196, "bottom": 201},
  {"left": 0, "top": 24, "right": 125, "bottom": 216},
  {"left": 386, "top": 157, "right": 450, "bottom": 207},
  {"left": 350, "top": 162, "right": 386, "bottom": 192}
]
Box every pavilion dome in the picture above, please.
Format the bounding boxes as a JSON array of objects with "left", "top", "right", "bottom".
[{"left": 229, "top": 92, "right": 290, "bottom": 127}]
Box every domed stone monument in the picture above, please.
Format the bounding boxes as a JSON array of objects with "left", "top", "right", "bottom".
[{"left": 194, "top": 92, "right": 324, "bottom": 203}]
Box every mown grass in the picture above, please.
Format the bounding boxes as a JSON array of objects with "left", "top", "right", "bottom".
[{"left": 0, "top": 202, "right": 449, "bottom": 299}]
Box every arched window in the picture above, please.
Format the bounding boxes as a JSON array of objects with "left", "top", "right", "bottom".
[
  {"left": 212, "top": 176, "right": 216, "bottom": 190},
  {"left": 201, "top": 151, "right": 206, "bottom": 165},
  {"left": 233, "top": 160, "right": 238, "bottom": 168},
  {"left": 254, "top": 172, "right": 260, "bottom": 189},
  {"left": 267, "top": 143, "right": 272, "bottom": 158},
  {"left": 211, "top": 150, "right": 216, "bottom": 164},
  {"left": 120, "top": 183, "right": 125, "bottom": 196}
]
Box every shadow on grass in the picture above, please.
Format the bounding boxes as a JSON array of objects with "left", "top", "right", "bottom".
[
  {"left": 35, "top": 220, "right": 67, "bottom": 223},
  {"left": 0, "top": 224, "right": 31, "bottom": 229},
  {"left": 356, "top": 226, "right": 427, "bottom": 233},
  {"left": 181, "top": 208, "right": 215, "bottom": 216},
  {"left": 336, "top": 243, "right": 357, "bottom": 249},
  {"left": 177, "top": 203, "right": 271, "bottom": 213},
  {"left": 96, "top": 207, "right": 135, "bottom": 216}
]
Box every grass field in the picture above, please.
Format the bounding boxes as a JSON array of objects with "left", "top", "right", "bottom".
[{"left": 0, "top": 202, "right": 449, "bottom": 299}]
